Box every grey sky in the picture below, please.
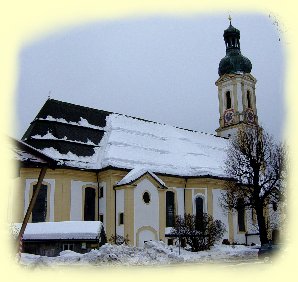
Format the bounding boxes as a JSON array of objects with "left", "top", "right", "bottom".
[{"left": 16, "top": 13, "right": 285, "bottom": 140}]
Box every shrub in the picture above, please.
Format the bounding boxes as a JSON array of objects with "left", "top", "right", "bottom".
[
  {"left": 108, "top": 234, "right": 130, "bottom": 245},
  {"left": 222, "top": 239, "right": 230, "bottom": 245},
  {"left": 170, "top": 213, "right": 226, "bottom": 252}
]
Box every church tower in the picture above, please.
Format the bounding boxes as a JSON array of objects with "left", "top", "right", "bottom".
[{"left": 215, "top": 18, "right": 259, "bottom": 138}]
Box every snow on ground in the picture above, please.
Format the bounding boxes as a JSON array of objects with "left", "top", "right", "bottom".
[{"left": 19, "top": 241, "right": 260, "bottom": 267}]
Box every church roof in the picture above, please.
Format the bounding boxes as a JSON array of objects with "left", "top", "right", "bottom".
[
  {"left": 11, "top": 137, "right": 57, "bottom": 168},
  {"left": 22, "top": 99, "right": 229, "bottom": 178},
  {"left": 115, "top": 167, "right": 167, "bottom": 188}
]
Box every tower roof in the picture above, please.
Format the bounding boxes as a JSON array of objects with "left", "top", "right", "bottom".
[{"left": 218, "top": 20, "right": 252, "bottom": 76}]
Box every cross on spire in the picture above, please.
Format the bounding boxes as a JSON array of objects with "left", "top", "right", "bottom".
[{"left": 228, "top": 14, "right": 232, "bottom": 25}]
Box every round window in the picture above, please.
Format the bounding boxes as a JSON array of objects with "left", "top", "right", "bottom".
[{"left": 143, "top": 191, "right": 151, "bottom": 204}]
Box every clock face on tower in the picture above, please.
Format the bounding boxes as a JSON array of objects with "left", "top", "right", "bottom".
[
  {"left": 245, "top": 109, "right": 255, "bottom": 124},
  {"left": 224, "top": 109, "right": 234, "bottom": 125}
]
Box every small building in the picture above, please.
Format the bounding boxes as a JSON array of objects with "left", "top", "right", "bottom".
[{"left": 12, "top": 221, "right": 106, "bottom": 256}]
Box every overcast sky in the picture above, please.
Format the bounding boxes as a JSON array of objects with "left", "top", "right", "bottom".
[{"left": 15, "top": 13, "right": 285, "bottom": 140}]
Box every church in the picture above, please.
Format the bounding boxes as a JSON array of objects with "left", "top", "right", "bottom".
[{"left": 13, "top": 21, "right": 267, "bottom": 248}]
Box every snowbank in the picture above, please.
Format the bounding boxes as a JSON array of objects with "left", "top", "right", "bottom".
[{"left": 19, "top": 241, "right": 259, "bottom": 267}]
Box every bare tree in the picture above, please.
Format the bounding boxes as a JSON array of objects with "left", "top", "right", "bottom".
[{"left": 220, "top": 126, "right": 286, "bottom": 245}]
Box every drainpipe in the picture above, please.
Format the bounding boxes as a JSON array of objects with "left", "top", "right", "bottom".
[{"left": 18, "top": 166, "right": 47, "bottom": 244}]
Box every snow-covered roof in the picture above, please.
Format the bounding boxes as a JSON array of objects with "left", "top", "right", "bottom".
[
  {"left": 12, "top": 221, "right": 103, "bottom": 240},
  {"left": 115, "top": 167, "right": 167, "bottom": 188},
  {"left": 22, "top": 99, "right": 229, "bottom": 178},
  {"left": 11, "top": 137, "right": 57, "bottom": 166}
]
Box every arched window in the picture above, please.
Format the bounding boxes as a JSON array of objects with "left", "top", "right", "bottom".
[
  {"left": 32, "top": 184, "right": 47, "bottom": 223},
  {"left": 166, "top": 191, "right": 175, "bottom": 227},
  {"left": 237, "top": 199, "right": 246, "bottom": 232},
  {"left": 194, "top": 196, "right": 204, "bottom": 230},
  {"left": 84, "top": 187, "right": 96, "bottom": 221},
  {"left": 247, "top": 91, "right": 252, "bottom": 108},
  {"left": 195, "top": 197, "right": 204, "bottom": 219},
  {"left": 226, "top": 91, "right": 232, "bottom": 109}
]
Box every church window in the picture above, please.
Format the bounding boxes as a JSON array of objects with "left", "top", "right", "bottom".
[
  {"left": 237, "top": 199, "right": 246, "bottom": 232},
  {"left": 119, "top": 212, "right": 124, "bottom": 225},
  {"left": 247, "top": 91, "right": 252, "bottom": 108},
  {"left": 32, "top": 184, "right": 48, "bottom": 223},
  {"left": 195, "top": 196, "right": 204, "bottom": 230},
  {"left": 166, "top": 191, "right": 175, "bottom": 227},
  {"left": 195, "top": 197, "right": 204, "bottom": 218},
  {"left": 84, "top": 187, "right": 96, "bottom": 221},
  {"left": 142, "top": 191, "right": 151, "bottom": 204},
  {"left": 99, "top": 186, "right": 104, "bottom": 198},
  {"left": 226, "top": 91, "right": 232, "bottom": 109}
]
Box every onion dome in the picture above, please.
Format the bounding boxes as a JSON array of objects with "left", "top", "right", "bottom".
[{"left": 218, "top": 20, "right": 252, "bottom": 76}]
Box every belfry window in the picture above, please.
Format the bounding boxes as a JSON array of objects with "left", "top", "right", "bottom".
[
  {"left": 166, "top": 191, "right": 175, "bottom": 227},
  {"left": 32, "top": 184, "right": 47, "bottom": 223},
  {"left": 247, "top": 91, "right": 252, "bottom": 108},
  {"left": 84, "top": 187, "right": 96, "bottom": 221},
  {"left": 226, "top": 91, "right": 232, "bottom": 109}
]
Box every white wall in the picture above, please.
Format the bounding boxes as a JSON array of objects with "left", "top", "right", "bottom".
[
  {"left": 116, "top": 189, "right": 124, "bottom": 237},
  {"left": 237, "top": 81, "right": 243, "bottom": 113},
  {"left": 134, "top": 179, "right": 159, "bottom": 246},
  {"left": 212, "top": 189, "right": 229, "bottom": 242},
  {"left": 138, "top": 229, "right": 156, "bottom": 248},
  {"left": 175, "top": 188, "right": 184, "bottom": 216}
]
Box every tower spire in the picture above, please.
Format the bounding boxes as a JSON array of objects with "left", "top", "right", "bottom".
[
  {"left": 228, "top": 14, "right": 232, "bottom": 25},
  {"left": 215, "top": 21, "right": 258, "bottom": 138}
]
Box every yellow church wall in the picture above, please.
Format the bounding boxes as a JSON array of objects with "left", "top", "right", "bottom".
[
  {"left": 97, "top": 169, "right": 127, "bottom": 239},
  {"left": 18, "top": 167, "right": 99, "bottom": 223},
  {"left": 158, "top": 189, "right": 166, "bottom": 242},
  {"left": 15, "top": 167, "right": 238, "bottom": 246},
  {"left": 124, "top": 187, "right": 134, "bottom": 245},
  {"left": 9, "top": 177, "right": 25, "bottom": 224}
]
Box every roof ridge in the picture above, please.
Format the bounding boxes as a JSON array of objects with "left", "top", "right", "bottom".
[{"left": 47, "top": 98, "right": 226, "bottom": 140}]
